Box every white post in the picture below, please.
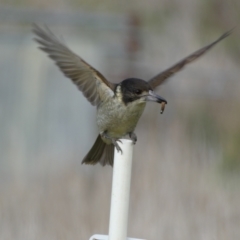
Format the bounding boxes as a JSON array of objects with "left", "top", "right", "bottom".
[
  {"left": 108, "top": 139, "right": 133, "bottom": 240},
  {"left": 88, "top": 139, "right": 146, "bottom": 240}
]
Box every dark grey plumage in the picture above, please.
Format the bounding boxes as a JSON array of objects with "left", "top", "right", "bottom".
[
  {"left": 33, "top": 24, "right": 115, "bottom": 106},
  {"left": 148, "top": 30, "right": 232, "bottom": 88},
  {"left": 82, "top": 135, "right": 114, "bottom": 166},
  {"left": 33, "top": 25, "right": 232, "bottom": 166}
]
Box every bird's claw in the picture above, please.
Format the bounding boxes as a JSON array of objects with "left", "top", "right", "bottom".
[
  {"left": 129, "top": 132, "right": 137, "bottom": 144},
  {"left": 112, "top": 139, "right": 123, "bottom": 154}
]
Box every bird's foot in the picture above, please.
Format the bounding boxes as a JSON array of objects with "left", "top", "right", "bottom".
[
  {"left": 111, "top": 138, "right": 123, "bottom": 154},
  {"left": 101, "top": 132, "right": 123, "bottom": 154},
  {"left": 129, "top": 132, "right": 137, "bottom": 144}
]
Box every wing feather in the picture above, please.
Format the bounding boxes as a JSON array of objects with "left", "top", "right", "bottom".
[
  {"left": 33, "top": 24, "right": 115, "bottom": 106},
  {"left": 148, "top": 30, "right": 232, "bottom": 89}
]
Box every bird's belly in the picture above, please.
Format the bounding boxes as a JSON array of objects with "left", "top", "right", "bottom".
[{"left": 97, "top": 99, "right": 146, "bottom": 139}]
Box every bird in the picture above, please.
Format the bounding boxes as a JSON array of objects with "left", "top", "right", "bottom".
[{"left": 33, "top": 24, "right": 232, "bottom": 166}]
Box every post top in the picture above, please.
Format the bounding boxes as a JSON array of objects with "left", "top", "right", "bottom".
[{"left": 89, "top": 234, "right": 146, "bottom": 240}]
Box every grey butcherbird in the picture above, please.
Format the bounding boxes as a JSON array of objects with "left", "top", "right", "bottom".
[{"left": 33, "top": 25, "right": 231, "bottom": 166}]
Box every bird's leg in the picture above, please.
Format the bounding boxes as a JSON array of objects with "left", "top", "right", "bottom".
[
  {"left": 101, "top": 132, "right": 123, "bottom": 154},
  {"left": 129, "top": 132, "right": 137, "bottom": 144}
]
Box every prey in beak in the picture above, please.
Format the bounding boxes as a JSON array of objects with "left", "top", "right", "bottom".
[{"left": 146, "top": 90, "right": 167, "bottom": 114}]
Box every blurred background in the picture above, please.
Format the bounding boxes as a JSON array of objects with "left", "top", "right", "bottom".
[{"left": 0, "top": 1, "right": 240, "bottom": 240}]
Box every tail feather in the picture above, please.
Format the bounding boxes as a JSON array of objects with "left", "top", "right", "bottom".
[
  {"left": 100, "top": 144, "right": 114, "bottom": 166},
  {"left": 82, "top": 135, "right": 114, "bottom": 167}
]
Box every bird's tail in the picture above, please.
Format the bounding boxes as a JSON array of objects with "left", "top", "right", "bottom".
[{"left": 82, "top": 135, "right": 114, "bottom": 167}]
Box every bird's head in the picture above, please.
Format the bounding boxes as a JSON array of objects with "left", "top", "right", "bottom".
[{"left": 117, "top": 78, "right": 167, "bottom": 106}]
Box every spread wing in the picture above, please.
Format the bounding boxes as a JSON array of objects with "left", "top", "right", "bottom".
[
  {"left": 33, "top": 24, "right": 116, "bottom": 106},
  {"left": 148, "top": 30, "right": 232, "bottom": 89}
]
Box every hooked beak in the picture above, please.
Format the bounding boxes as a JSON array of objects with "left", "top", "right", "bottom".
[{"left": 145, "top": 90, "right": 167, "bottom": 104}]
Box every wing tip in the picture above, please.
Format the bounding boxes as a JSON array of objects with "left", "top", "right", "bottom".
[{"left": 218, "top": 28, "right": 234, "bottom": 42}]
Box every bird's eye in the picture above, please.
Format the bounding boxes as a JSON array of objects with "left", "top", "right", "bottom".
[{"left": 135, "top": 89, "right": 142, "bottom": 94}]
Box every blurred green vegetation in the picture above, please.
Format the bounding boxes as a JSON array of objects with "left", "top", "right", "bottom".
[
  {"left": 185, "top": 106, "right": 220, "bottom": 146},
  {"left": 198, "top": 0, "right": 240, "bottom": 60},
  {"left": 221, "top": 128, "right": 240, "bottom": 174},
  {"left": 178, "top": 98, "right": 240, "bottom": 176}
]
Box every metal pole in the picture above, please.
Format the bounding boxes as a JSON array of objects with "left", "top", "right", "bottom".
[{"left": 108, "top": 139, "right": 133, "bottom": 240}]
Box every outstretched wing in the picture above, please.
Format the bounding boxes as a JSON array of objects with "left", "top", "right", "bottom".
[
  {"left": 148, "top": 30, "right": 232, "bottom": 89},
  {"left": 33, "top": 24, "right": 116, "bottom": 106}
]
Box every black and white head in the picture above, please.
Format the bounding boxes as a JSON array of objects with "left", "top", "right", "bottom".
[{"left": 117, "top": 78, "right": 167, "bottom": 105}]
